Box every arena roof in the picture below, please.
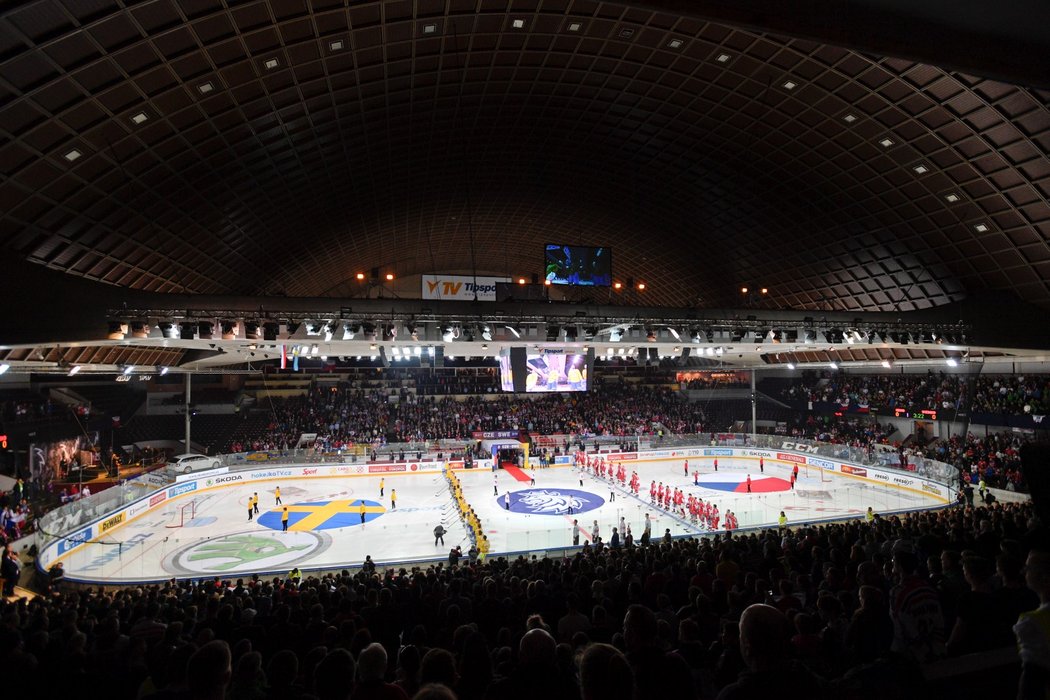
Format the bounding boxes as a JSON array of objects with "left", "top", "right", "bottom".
[{"left": 1, "top": 0, "right": 1049, "bottom": 374}]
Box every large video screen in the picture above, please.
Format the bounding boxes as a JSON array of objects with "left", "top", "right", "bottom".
[
  {"left": 544, "top": 244, "right": 611, "bottom": 287},
  {"left": 500, "top": 352, "right": 588, "bottom": 392}
]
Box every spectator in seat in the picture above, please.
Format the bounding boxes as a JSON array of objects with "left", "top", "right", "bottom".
[{"left": 353, "top": 643, "right": 408, "bottom": 700}]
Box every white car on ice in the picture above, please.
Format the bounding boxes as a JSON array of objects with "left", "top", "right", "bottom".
[{"left": 168, "top": 453, "right": 221, "bottom": 474}]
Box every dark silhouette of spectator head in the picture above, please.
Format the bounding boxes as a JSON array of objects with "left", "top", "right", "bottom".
[
  {"left": 313, "top": 648, "right": 355, "bottom": 700},
  {"left": 419, "top": 648, "right": 458, "bottom": 688},
  {"left": 1026, "top": 549, "right": 1050, "bottom": 603},
  {"left": 739, "top": 604, "right": 790, "bottom": 672},
  {"left": 519, "top": 628, "right": 556, "bottom": 667},
  {"left": 186, "top": 639, "right": 232, "bottom": 700},
  {"left": 266, "top": 649, "right": 299, "bottom": 691},
  {"left": 623, "top": 604, "right": 659, "bottom": 653},
  {"left": 357, "top": 642, "right": 389, "bottom": 682},
  {"left": 412, "top": 684, "right": 458, "bottom": 700},
  {"left": 580, "top": 643, "right": 634, "bottom": 700}
]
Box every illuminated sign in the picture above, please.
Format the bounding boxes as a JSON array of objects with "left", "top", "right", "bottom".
[{"left": 894, "top": 408, "right": 938, "bottom": 420}]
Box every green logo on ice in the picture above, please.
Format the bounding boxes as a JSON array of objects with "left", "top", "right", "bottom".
[{"left": 168, "top": 531, "right": 326, "bottom": 575}]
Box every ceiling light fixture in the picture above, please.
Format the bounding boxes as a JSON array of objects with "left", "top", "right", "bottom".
[
  {"left": 668, "top": 39, "right": 683, "bottom": 49},
  {"left": 264, "top": 58, "right": 279, "bottom": 69},
  {"left": 567, "top": 22, "right": 582, "bottom": 32},
  {"left": 881, "top": 359, "right": 892, "bottom": 369},
  {"left": 505, "top": 325, "right": 521, "bottom": 339},
  {"left": 786, "top": 362, "right": 795, "bottom": 370},
  {"left": 0, "top": 364, "right": 9, "bottom": 375},
  {"left": 197, "top": 81, "right": 215, "bottom": 94},
  {"left": 68, "top": 365, "right": 81, "bottom": 376},
  {"left": 716, "top": 53, "right": 731, "bottom": 62},
  {"left": 64, "top": 149, "right": 82, "bottom": 162},
  {"left": 974, "top": 223, "right": 990, "bottom": 233},
  {"left": 946, "top": 357, "right": 959, "bottom": 367},
  {"left": 843, "top": 114, "right": 857, "bottom": 123},
  {"left": 131, "top": 112, "right": 149, "bottom": 124},
  {"left": 782, "top": 80, "right": 797, "bottom": 90},
  {"left": 829, "top": 361, "right": 838, "bottom": 370},
  {"left": 879, "top": 137, "right": 894, "bottom": 147},
  {"left": 329, "top": 40, "right": 344, "bottom": 51},
  {"left": 945, "top": 193, "right": 961, "bottom": 203},
  {"left": 913, "top": 163, "right": 929, "bottom": 174},
  {"left": 512, "top": 19, "right": 525, "bottom": 29}
]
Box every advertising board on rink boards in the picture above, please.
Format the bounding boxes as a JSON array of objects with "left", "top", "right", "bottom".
[{"left": 775, "top": 452, "right": 808, "bottom": 464}]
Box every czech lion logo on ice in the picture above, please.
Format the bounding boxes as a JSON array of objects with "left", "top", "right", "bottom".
[{"left": 507, "top": 488, "right": 604, "bottom": 515}]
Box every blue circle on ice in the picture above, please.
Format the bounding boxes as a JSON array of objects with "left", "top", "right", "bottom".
[{"left": 501, "top": 488, "right": 605, "bottom": 515}]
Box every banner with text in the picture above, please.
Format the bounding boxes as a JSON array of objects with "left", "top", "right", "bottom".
[{"left": 422, "top": 275, "right": 511, "bottom": 302}]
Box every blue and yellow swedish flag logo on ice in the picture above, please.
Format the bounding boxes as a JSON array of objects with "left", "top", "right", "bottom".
[{"left": 257, "top": 499, "right": 386, "bottom": 531}]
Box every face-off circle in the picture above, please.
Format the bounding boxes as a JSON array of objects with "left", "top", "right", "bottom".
[{"left": 501, "top": 488, "right": 605, "bottom": 515}]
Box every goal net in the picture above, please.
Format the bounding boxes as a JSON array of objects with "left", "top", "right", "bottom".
[{"left": 166, "top": 500, "right": 197, "bottom": 528}]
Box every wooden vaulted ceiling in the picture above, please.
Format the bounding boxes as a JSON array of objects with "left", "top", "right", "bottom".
[{"left": 1, "top": 0, "right": 1048, "bottom": 314}]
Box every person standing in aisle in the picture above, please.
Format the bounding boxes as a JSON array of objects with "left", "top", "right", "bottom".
[
  {"left": 252, "top": 492, "right": 260, "bottom": 515},
  {"left": 713, "top": 458, "right": 719, "bottom": 472},
  {"left": 778, "top": 511, "right": 788, "bottom": 534},
  {"left": 866, "top": 507, "right": 875, "bottom": 525},
  {"left": 504, "top": 491, "right": 511, "bottom": 510},
  {"left": 247, "top": 497, "right": 254, "bottom": 521},
  {"left": 759, "top": 457, "right": 764, "bottom": 473},
  {"left": 274, "top": 486, "right": 282, "bottom": 505},
  {"left": 591, "top": 520, "right": 600, "bottom": 542},
  {"left": 643, "top": 513, "right": 652, "bottom": 545},
  {"left": 390, "top": 488, "right": 397, "bottom": 510},
  {"left": 684, "top": 460, "right": 689, "bottom": 477},
  {"left": 572, "top": 519, "right": 580, "bottom": 546},
  {"left": 281, "top": 506, "right": 289, "bottom": 531},
  {"left": 380, "top": 478, "right": 385, "bottom": 497},
  {"left": 746, "top": 474, "right": 752, "bottom": 493}
]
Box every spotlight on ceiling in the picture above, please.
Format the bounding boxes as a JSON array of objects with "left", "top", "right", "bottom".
[
  {"left": 690, "top": 329, "right": 702, "bottom": 343},
  {"left": 406, "top": 322, "right": 419, "bottom": 341},
  {"left": 667, "top": 327, "right": 681, "bottom": 341},
  {"left": 881, "top": 359, "right": 893, "bottom": 369},
  {"left": 481, "top": 324, "right": 492, "bottom": 341},
  {"left": 221, "top": 320, "right": 238, "bottom": 340},
  {"left": 829, "top": 361, "right": 838, "bottom": 370},
  {"left": 68, "top": 365, "right": 81, "bottom": 376},
  {"left": 646, "top": 327, "right": 657, "bottom": 342},
  {"left": 786, "top": 362, "right": 795, "bottom": 370},
  {"left": 343, "top": 324, "right": 359, "bottom": 340},
  {"left": 609, "top": 328, "right": 623, "bottom": 342},
  {"left": 505, "top": 325, "right": 521, "bottom": 339},
  {"left": 244, "top": 321, "right": 262, "bottom": 340},
  {"left": 123, "top": 365, "right": 135, "bottom": 375},
  {"left": 946, "top": 357, "right": 959, "bottom": 367},
  {"left": 442, "top": 325, "right": 459, "bottom": 342}
]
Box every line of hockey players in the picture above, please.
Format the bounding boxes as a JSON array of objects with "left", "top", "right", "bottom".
[{"left": 574, "top": 452, "right": 738, "bottom": 532}]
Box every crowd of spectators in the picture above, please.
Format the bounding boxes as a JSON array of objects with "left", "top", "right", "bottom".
[
  {"left": 0, "top": 395, "right": 88, "bottom": 423},
  {"left": 226, "top": 385, "right": 712, "bottom": 453},
  {"left": 925, "top": 432, "right": 1028, "bottom": 491},
  {"left": 784, "top": 415, "right": 896, "bottom": 449},
  {"left": 415, "top": 371, "right": 500, "bottom": 396},
  {"left": 780, "top": 372, "right": 967, "bottom": 413},
  {"left": 1, "top": 500, "right": 1040, "bottom": 700},
  {"left": 971, "top": 376, "right": 1050, "bottom": 416}
]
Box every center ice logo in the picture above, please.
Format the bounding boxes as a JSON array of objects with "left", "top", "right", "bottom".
[{"left": 507, "top": 488, "right": 604, "bottom": 515}]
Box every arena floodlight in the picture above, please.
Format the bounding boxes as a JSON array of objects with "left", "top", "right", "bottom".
[
  {"left": 481, "top": 324, "right": 492, "bottom": 341},
  {"left": 829, "top": 361, "right": 838, "bottom": 370},
  {"left": 406, "top": 322, "right": 419, "bottom": 341},
  {"left": 159, "top": 366, "right": 170, "bottom": 375},
  {"left": 123, "top": 365, "right": 135, "bottom": 375},
  {"left": 786, "top": 362, "right": 795, "bottom": 370},
  {"left": 442, "top": 325, "right": 458, "bottom": 342},
  {"left": 244, "top": 321, "right": 262, "bottom": 340},
  {"left": 946, "top": 357, "right": 958, "bottom": 367},
  {"left": 646, "top": 327, "right": 656, "bottom": 342},
  {"left": 159, "top": 321, "right": 179, "bottom": 339},
  {"left": 343, "top": 323, "right": 358, "bottom": 340},
  {"left": 609, "top": 328, "right": 623, "bottom": 342},
  {"left": 667, "top": 327, "right": 681, "bottom": 341},
  {"left": 505, "top": 325, "right": 521, "bottom": 339},
  {"left": 881, "top": 359, "right": 893, "bottom": 369},
  {"left": 68, "top": 365, "right": 81, "bottom": 376},
  {"left": 690, "top": 329, "right": 702, "bottom": 343},
  {"left": 0, "top": 364, "right": 9, "bottom": 375},
  {"left": 221, "top": 320, "right": 238, "bottom": 340},
  {"left": 323, "top": 323, "right": 334, "bottom": 342}
]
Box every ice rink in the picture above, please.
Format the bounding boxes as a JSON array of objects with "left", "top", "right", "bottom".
[{"left": 54, "top": 455, "right": 946, "bottom": 584}]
